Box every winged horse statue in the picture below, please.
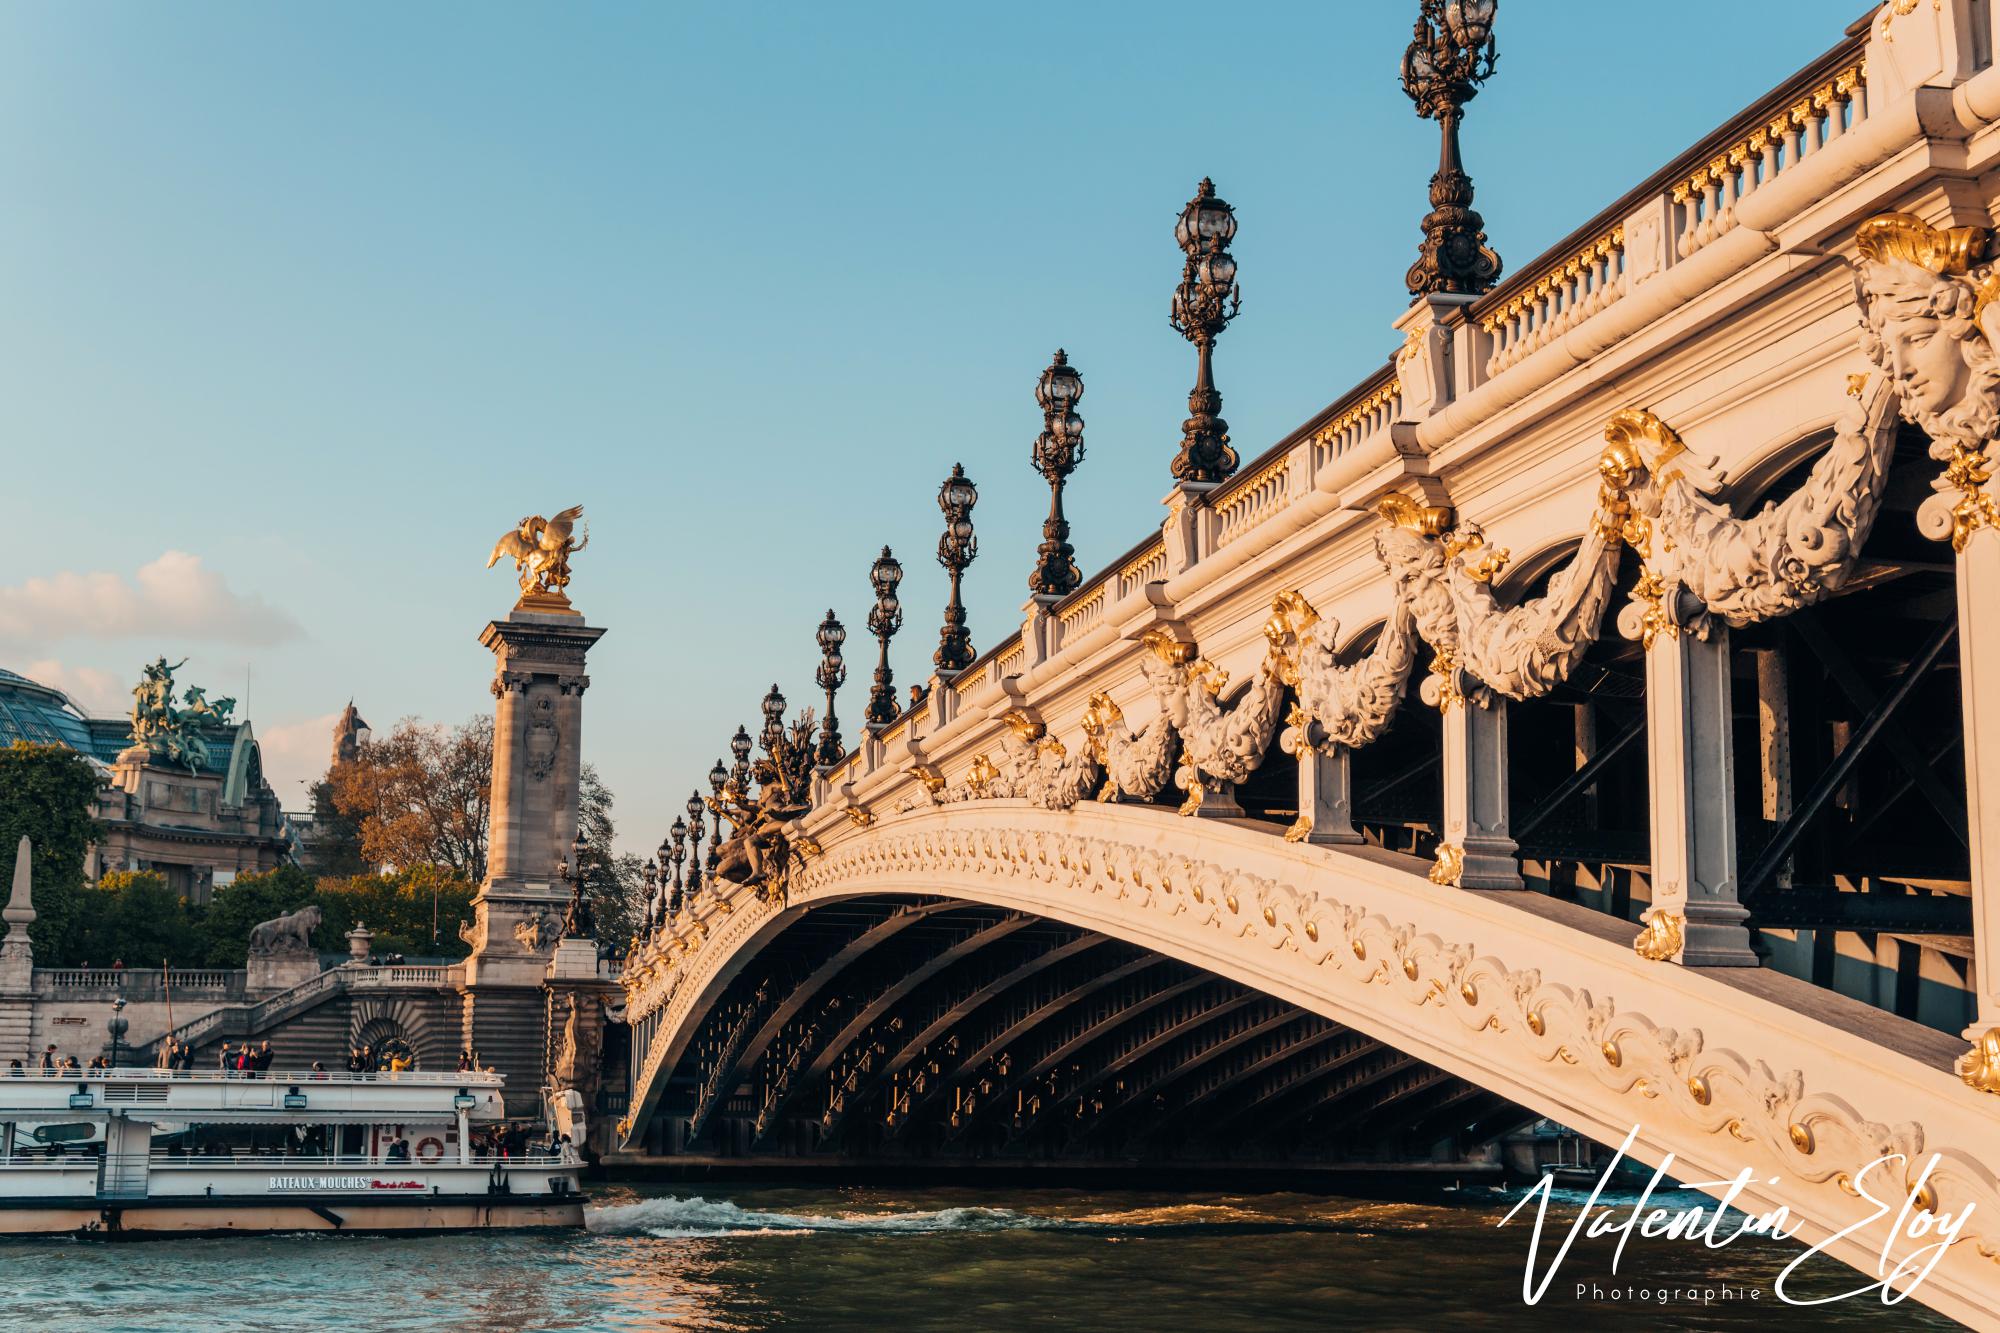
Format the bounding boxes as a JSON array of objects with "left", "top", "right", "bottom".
[{"left": 487, "top": 504, "right": 589, "bottom": 599}]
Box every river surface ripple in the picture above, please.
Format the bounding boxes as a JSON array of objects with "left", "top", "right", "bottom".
[{"left": 0, "top": 1184, "right": 1958, "bottom": 1331}]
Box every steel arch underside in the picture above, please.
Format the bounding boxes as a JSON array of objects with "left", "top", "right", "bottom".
[{"left": 618, "top": 800, "right": 2000, "bottom": 1326}]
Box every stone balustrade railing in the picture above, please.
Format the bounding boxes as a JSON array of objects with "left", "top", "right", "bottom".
[
  {"left": 1673, "top": 58, "right": 1867, "bottom": 262},
  {"left": 35, "top": 969, "right": 244, "bottom": 999}
]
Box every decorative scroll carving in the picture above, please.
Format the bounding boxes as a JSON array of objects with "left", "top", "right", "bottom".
[
  {"left": 1269, "top": 587, "right": 1419, "bottom": 751},
  {"left": 1088, "top": 630, "right": 1194, "bottom": 802},
  {"left": 1445, "top": 507, "right": 1625, "bottom": 701},
  {"left": 1852, "top": 212, "right": 2000, "bottom": 552},
  {"left": 1373, "top": 499, "right": 1487, "bottom": 712},
  {"left": 1603, "top": 396, "right": 1899, "bottom": 647},
  {"left": 1174, "top": 628, "right": 1288, "bottom": 815}
]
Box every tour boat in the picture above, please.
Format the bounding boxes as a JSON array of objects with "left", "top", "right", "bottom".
[{"left": 0, "top": 1068, "right": 584, "bottom": 1236}]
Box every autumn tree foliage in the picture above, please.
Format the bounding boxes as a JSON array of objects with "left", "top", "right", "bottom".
[{"left": 326, "top": 715, "right": 492, "bottom": 885}]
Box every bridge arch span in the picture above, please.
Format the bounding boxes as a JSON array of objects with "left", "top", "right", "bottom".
[{"left": 622, "top": 800, "right": 2000, "bottom": 1324}]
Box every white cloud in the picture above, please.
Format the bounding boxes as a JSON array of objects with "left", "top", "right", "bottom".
[
  {"left": 256, "top": 711, "right": 341, "bottom": 808},
  {"left": 17, "top": 659, "right": 125, "bottom": 714},
  {"left": 0, "top": 551, "right": 301, "bottom": 647}
]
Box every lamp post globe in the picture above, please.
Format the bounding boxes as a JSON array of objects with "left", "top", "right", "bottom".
[
  {"left": 1029, "top": 349, "right": 1086, "bottom": 598},
  {"left": 1169, "top": 178, "right": 1242, "bottom": 484},
  {"left": 934, "top": 464, "right": 979, "bottom": 674},
  {"left": 815, "top": 609, "right": 847, "bottom": 765},
  {"left": 865, "top": 546, "right": 904, "bottom": 726},
  {"left": 1401, "top": 0, "right": 1503, "bottom": 296}
]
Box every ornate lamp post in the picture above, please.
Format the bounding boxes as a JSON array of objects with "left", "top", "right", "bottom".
[
  {"left": 707, "top": 758, "right": 728, "bottom": 872},
  {"left": 557, "top": 829, "right": 593, "bottom": 938},
  {"left": 730, "top": 725, "right": 753, "bottom": 793},
  {"left": 759, "top": 685, "right": 787, "bottom": 757},
  {"left": 641, "top": 856, "right": 659, "bottom": 936},
  {"left": 667, "top": 816, "right": 687, "bottom": 915},
  {"left": 1401, "top": 0, "right": 1502, "bottom": 296},
  {"left": 934, "top": 463, "right": 979, "bottom": 674},
  {"left": 1169, "top": 179, "right": 1242, "bottom": 484},
  {"left": 1028, "top": 350, "right": 1085, "bottom": 598},
  {"left": 815, "top": 611, "right": 847, "bottom": 765},
  {"left": 684, "top": 792, "right": 706, "bottom": 901},
  {"left": 864, "top": 547, "right": 904, "bottom": 726}
]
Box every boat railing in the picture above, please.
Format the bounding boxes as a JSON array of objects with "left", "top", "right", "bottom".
[
  {"left": 4, "top": 1068, "right": 503, "bottom": 1086},
  {"left": 140, "top": 1153, "right": 570, "bottom": 1167}
]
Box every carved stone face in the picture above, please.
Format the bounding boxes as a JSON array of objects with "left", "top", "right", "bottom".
[
  {"left": 1875, "top": 289, "right": 1973, "bottom": 417},
  {"left": 1854, "top": 238, "right": 2000, "bottom": 450}
]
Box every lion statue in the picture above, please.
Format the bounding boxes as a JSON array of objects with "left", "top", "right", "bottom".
[{"left": 248, "top": 904, "right": 322, "bottom": 956}]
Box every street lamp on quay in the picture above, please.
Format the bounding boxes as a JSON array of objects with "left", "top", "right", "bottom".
[
  {"left": 865, "top": 547, "right": 904, "bottom": 727},
  {"left": 815, "top": 610, "right": 847, "bottom": 766},
  {"left": 1028, "top": 350, "right": 1085, "bottom": 599},
  {"left": 1400, "top": 0, "right": 1503, "bottom": 296},
  {"left": 934, "top": 464, "right": 979, "bottom": 675},
  {"left": 1169, "top": 178, "right": 1242, "bottom": 485}
]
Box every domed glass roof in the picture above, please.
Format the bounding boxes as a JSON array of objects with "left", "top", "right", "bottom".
[{"left": 0, "top": 667, "right": 98, "bottom": 753}]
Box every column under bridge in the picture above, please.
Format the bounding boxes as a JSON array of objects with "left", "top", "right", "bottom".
[{"left": 616, "top": 7, "right": 2000, "bottom": 1326}]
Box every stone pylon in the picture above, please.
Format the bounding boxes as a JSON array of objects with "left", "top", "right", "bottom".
[
  {"left": 1, "top": 836, "right": 34, "bottom": 990},
  {"left": 460, "top": 600, "right": 605, "bottom": 1115},
  {"left": 0, "top": 837, "right": 35, "bottom": 1061}
]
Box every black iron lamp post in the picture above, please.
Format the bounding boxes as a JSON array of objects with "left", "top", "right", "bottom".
[
  {"left": 668, "top": 816, "right": 688, "bottom": 915},
  {"left": 1401, "top": 0, "right": 1502, "bottom": 296},
  {"left": 730, "top": 725, "right": 753, "bottom": 794},
  {"left": 557, "top": 829, "right": 593, "bottom": 939},
  {"left": 641, "top": 856, "right": 659, "bottom": 937},
  {"left": 1028, "top": 350, "right": 1085, "bottom": 598},
  {"left": 706, "top": 758, "right": 727, "bottom": 872},
  {"left": 934, "top": 464, "right": 979, "bottom": 674},
  {"left": 815, "top": 611, "right": 847, "bottom": 765},
  {"left": 1169, "top": 179, "right": 1242, "bottom": 485},
  {"left": 684, "top": 791, "right": 706, "bottom": 901},
  {"left": 864, "top": 547, "right": 904, "bottom": 727},
  {"left": 759, "top": 684, "right": 787, "bottom": 757}
]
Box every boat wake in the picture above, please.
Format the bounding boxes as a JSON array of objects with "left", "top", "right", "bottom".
[
  {"left": 585, "top": 1195, "right": 1432, "bottom": 1241},
  {"left": 585, "top": 1196, "right": 1050, "bottom": 1238}
]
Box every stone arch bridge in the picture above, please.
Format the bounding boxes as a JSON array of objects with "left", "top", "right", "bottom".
[{"left": 615, "top": 7, "right": 2000, "bottom": 1325}]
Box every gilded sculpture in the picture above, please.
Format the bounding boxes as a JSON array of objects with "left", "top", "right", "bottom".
[
  {"left": 487, "top": 504, "right": 589, "bottom": 606},
  {"left": 1852, "top": 212, "right": 2000, "bottom": 551}
]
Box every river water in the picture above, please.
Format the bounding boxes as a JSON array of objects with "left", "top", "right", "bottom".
[{"left": 0, "top": 1184, "right": 1957, "bottom": 1331}]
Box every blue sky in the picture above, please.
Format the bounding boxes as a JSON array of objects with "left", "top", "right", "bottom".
[{"left": 0, "top": 1, "right": 1861, "bottom": 853}]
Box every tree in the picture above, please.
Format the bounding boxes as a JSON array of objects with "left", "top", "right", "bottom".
[
  {"left": 197, "top": 865, "right": 318, "bottom": 967},
  {"left": 301, "top": 778, "right": 370, "bottom": 878},
  {"left": 325, "top": 716, "right": 491, "bottom": 884},
  {"left": 0, "top": 741, "right": 102, "bottom": 964},
  {"left": 315, "top": 866, "right": 475, "bottom": 959},
  {"left": 578, "top": 763, "right": 646, "bottom": 946},
  {"left": 73, "top": 871, "right": 199, "bottom": 968}
]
